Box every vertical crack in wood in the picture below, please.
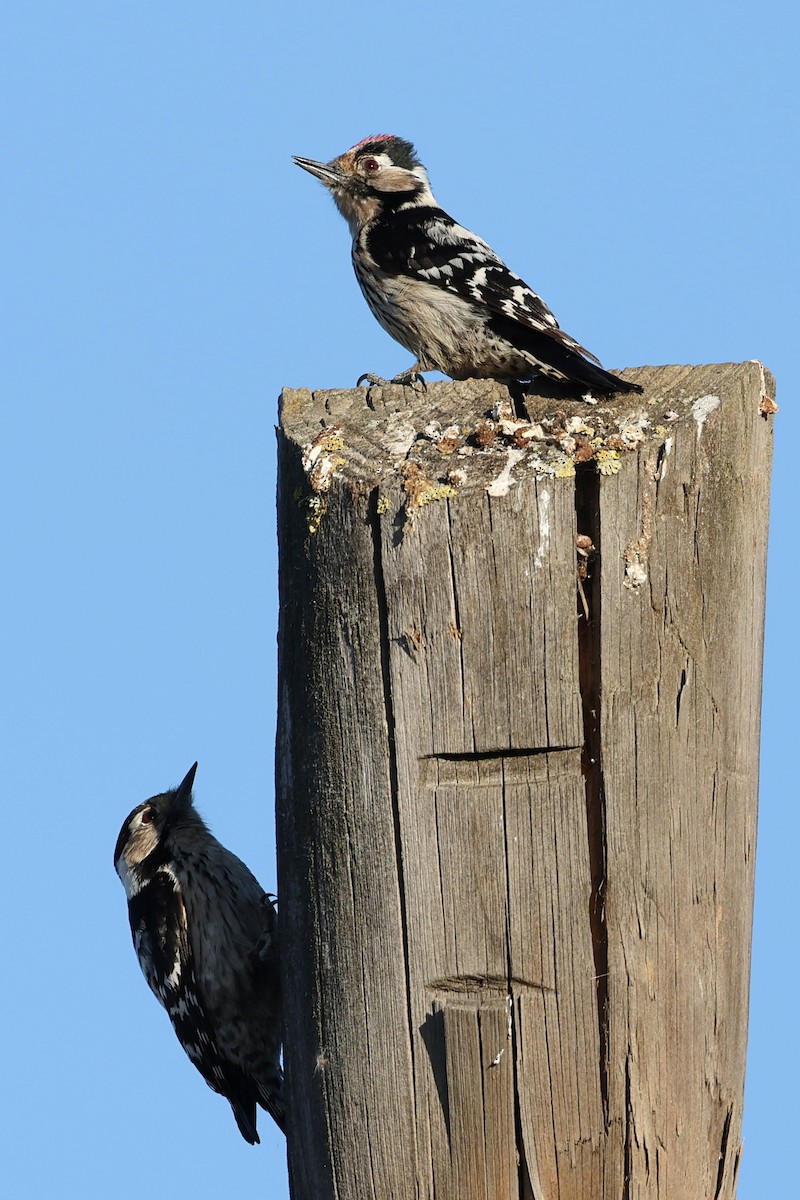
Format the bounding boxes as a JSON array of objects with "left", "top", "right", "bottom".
[
  {"left": 366, "top": 489, "right": 417, "bottom": 1108},
  {"left": 517, "top": 1125, "right": 536, "bottom": 1200},
  {"left": 445, "top": 509, "right": 468, "bottom": 748},
  {"left": 713, "top": 1106, "right": 733, "bottom": 1200},
  {"left": 500, "top": 758, "right": 528, "bottom": 1200},
  {"left": 622, "top": 1052, "right": 633, "bottom": 1200},
  {"left": 575, "top": 463, "right": 610, "bottom": 1123},
  {"left": 675, "top": 664, "right": 688, "bottom": 726}
]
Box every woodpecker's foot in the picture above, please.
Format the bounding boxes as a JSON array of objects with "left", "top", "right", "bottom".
[
  {"left": 250, "top": 893, "right": 278, "bottom": 963},
  {"left": 357, "top": 368, "right": 427, "bottom": 391},
  {"left": 392, "top": 367, "right": 427, "bottom": 391},
  {"left": 252, "top": 931, "right": 275, "bottom": 963}
]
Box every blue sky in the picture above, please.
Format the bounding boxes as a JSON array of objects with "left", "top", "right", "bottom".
[{"left": 2, "top": 3, "right": 796, "bottom": 1195}]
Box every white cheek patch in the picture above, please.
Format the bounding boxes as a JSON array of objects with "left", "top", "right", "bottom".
[{"left": 116, "top": 855, "right": 141, "bottom": 899}]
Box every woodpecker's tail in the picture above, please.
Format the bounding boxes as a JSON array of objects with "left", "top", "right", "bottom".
[
  {"left": 257, "top": 1077, "right": 286, "bottom": 1134},
  {"left": 570, "top": 359, "right": 644, "bottom": 395},
  {"left": 231, "top": 1096, "right": 260, "bottom": 1145},
  {"left": 494, "top": 313, "right": 644, "bottom": 394}
]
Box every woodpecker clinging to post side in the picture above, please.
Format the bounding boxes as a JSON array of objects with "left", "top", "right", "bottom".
[
  {"left": 114, "top": 763, "right": 285, "bottom": 1144},
  {"left": 294, "top": 135, "right": 642, "bottom": 395}
]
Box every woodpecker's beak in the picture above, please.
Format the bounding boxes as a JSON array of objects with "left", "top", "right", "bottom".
[
  {"left": 293, "top": 155, "right": 344, "bottom": 188},
  {"left": 176, "top": 762, "right": 198, "bottom": 801}
]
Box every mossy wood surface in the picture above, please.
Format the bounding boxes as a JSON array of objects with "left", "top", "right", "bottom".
[{"left": 276, "top": 363, "right": 774, "bottom": 1200}]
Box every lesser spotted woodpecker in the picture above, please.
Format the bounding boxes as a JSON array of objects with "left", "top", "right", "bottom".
[
  {"left": 114, "top": 762, "right": 285, "bottom": 1143},
  {"left": 294, "top": 135, "right": 642, "bottom": 395}
]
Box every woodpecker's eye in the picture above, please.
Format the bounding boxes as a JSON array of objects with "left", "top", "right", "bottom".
[
  {"left": 362, "top": 158, "right": 379, "bottom": 174},
  {"left": 140, "top": 808, "right": 155, "bottom": 825}
]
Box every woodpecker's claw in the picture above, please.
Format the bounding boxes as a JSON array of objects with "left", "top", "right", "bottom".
[
  {"left": 356, "top": 369, "right": 427, "bottom": 391},
  {"left": 392, "top": 367, "right": 427, "bottom": 391}
]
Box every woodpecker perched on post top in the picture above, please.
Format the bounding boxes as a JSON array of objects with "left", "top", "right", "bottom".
[
  {"left": 294, "top": 135, "right": 642, "bottom": 395},
  {"left": 113, "top": 763, "right": 285, "bottom": 1144}
]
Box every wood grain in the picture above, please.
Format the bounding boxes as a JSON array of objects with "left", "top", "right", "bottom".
[{"left": 276, "top": 363, "right": 775, "bottom": 1199}]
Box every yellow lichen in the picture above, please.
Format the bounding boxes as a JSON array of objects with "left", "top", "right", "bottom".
[
  {"left": 309, "top": 454, "right": 347, "bottom": 493},
  {"left": 415, "top": 483, "right": 457, "bottom": 506},
  {"left": 294, "top": 489, "right": 328, "bottom": 533},
  {"left": 596, "top": 448, "right": 622, "bottom": 476},
  {"left": 566, "top": 419, "right": 594, "bottom": 436},
  {"left": 305, "top": 494, "right": 328, "bottom": 533},
  {"left": 321, "top": 434, "right": 346, "bottom": 453},
  {"left": 376, "top": 495, "right": 390, "bottom": 515}
]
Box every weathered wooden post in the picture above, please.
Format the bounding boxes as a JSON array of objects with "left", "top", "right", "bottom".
[{"left": 276, "top": 362, "right": 775, "bottom": 1200}]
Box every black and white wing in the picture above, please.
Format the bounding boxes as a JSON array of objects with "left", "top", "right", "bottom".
[
  {"left": 127, "top": 866, "right": 189, "bottom": 1007},
  {"left": 366, "top": 204, "right": 602, "bottom": 363},
  {"left": 127, "top": 866, "right": 267, "bottom": 1144}
]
